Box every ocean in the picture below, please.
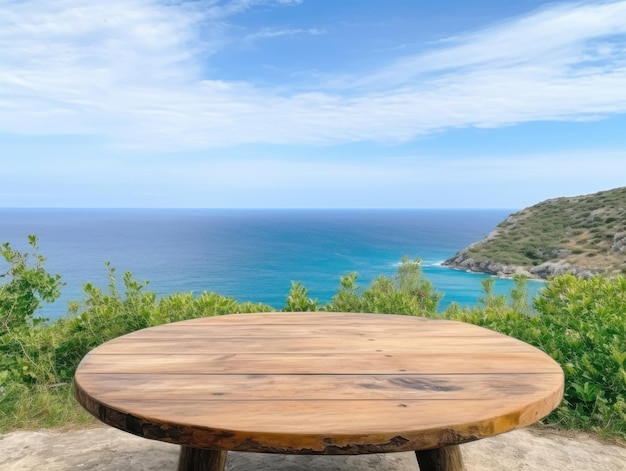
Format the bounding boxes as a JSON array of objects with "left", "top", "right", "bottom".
[{"left": 0, "top": 208, "right": 544, "bottom": 321}]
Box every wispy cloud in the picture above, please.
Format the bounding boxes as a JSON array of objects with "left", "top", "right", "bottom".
[
  {"left": 1, "top": 0, "right": 626, "bottom": 150},
  {"left": 244, "top": 27, "right": 324, "bottom": 41},
  {"left": 351, "top": 1, "right": 626, "bottom": 87}
]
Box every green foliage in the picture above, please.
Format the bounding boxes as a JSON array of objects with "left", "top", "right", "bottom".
[
  {"left": 444, "top": 275, "right": 626, "bottom": 440},
  {"left": 2, "top": 241, "right": 625, "bottom": 441},
  {"left": 283, "top": 281, "right": 320, "bottom": 312},
  {"left": 328, "top": 272, "right": 363, "bottom": 312},
  {"left": 0, "top": 257, "right": 273, "bottom": 432},
  {"left": 472, "top": 275, "right": 532, "bottom": 317},
  {"left": 0, "top": 383, "right": 94, "bottom": 430},
  {"left": 1, "top": 236, "right": 65, "bottom": 417},
  {"left": 1, "top": 235, "right": 63, "bottom": 333},
  {"left": 328, "top": 257, "right": 442, "bottom": 315},
  {"left": 532, "top": 275, "right": 626, "bottom": 437}
]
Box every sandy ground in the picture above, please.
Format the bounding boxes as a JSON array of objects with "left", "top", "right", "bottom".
[{"left": 1, "top": 426, "right": 625, "bottom": 471}]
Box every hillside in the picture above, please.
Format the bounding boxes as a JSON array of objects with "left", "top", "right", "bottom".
[{"left": 444, "top": 187, "right": 626, "bottom": 279}]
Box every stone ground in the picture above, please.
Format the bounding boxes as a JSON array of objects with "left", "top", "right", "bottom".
[{"left": 1, "top": 426, "right": 625, "bottom": 470}]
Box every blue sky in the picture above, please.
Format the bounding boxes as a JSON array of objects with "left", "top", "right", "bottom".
[{"left": 1, "top": 0, "right": 625, "bottom": 209}]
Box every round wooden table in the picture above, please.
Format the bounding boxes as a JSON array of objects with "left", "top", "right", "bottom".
[{"left": 74, "top": 312, "right": 564, "bottom": 471}]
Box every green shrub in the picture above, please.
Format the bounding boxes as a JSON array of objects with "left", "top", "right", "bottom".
[
  {"left": 1, "top": 236, "right": 62, "bottom": 334},
  {"left": 283, "top": 281, "right": 320, "bottom": 312},
  {"left": 0, "top": 256, "right": 274, "bottom": 432},
  {"left": 444, "top": 275, "right": 626, "bottom": 440},
  {"left": 532, "top": 275, "right": 626, "bottom": 437},
  {"left": 327, "top": 257, "right": 441, "bottom": 315},
  {"left": 2, "top": 241, "right": 625, "bottom": 441}
]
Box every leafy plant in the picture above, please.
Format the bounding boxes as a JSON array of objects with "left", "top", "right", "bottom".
[
  {"left": 1, "top": 235, "right": 63, "bottom": 334},
  {"left": 444, "top": 274, "right": 626, "bottom": 439},
  {"left": 328, "top": 257, "right": 442, "bottom": 315},
  {"left": 0, "top": 256, "right": 273, "bottom": 432},
  {"left": 283, "top": 281, "right": 320, "bottom": 312},
  {"left": 2, "top": 242, "right": 625, "bottom": 442},
  {"left": 531, "top": 275, "right": 626, "bottom": 436}
]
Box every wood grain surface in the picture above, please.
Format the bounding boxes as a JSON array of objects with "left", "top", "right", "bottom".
[{"left": 74, "top": 312, "right": 564, "bottom": 455}]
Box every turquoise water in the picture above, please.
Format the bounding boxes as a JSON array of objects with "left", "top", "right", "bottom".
[{"left": 0, "top": 208, "right": 544, "bottom": 320}]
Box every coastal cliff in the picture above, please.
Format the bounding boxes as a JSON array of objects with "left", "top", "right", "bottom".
[{"left": 443, "top": 187, "right": 626, "bottom": 279}]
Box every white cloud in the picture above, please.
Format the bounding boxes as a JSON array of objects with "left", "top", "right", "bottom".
[
  {"left": 350, "top": 1, "right": 626, "bottom": 87},
  {"left": 0, "top": 1, "right": 626, "bottom": 150},
  {"left": 245, "top": 27, "right": 324, "bottom": 41}
]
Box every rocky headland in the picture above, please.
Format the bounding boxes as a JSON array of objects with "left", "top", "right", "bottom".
[{"left": 444, "top": 187, "right": 626, "bottom": 280}]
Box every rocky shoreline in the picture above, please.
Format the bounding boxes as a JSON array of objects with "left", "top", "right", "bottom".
[
  {"left": 443, "top": 249, "right": 601, "bottom": 280},
  {"left": 442, "top": 188, "right": 626, "bottom": 280}
]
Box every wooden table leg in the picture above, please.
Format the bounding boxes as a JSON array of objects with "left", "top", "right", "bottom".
[
  {"left": 415, "top": 445, "right": 464, "bottom": 471},
  {"left": 178, "top": 446, "right": 227, "bottom": 471}
]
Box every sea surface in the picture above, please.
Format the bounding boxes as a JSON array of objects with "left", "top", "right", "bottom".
[{"left": 0, "top": 208, "right": 544, "bottom": 321}]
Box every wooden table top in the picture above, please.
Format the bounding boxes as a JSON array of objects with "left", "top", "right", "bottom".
[{"left": 74, "top": 312, "right": 564, "bottom": 455}]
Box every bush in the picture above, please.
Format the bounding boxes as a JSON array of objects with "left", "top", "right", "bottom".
[
  {"left": 2, "top": 242, "right": 625, "bottom": 441},
  {"left": 283, "top": 281, "right": 320, "bottom": 312},
  {"left": 1, "top": 235, "right": 62, "bottom": 334},
  {"left": 532, "top": 275, "right": 626, "bottom": 437},
  {"left": 0, "top": 257, "right": 274, "bottom": 432},
  {"left": 1, "top": 236, "right": 64, "bottom": 387},
  {"left": 444, "top": 275, "right": 626, "bottom": 440},
  {"left": 328, "top": 257, "right": 441, "bottom": 315}
]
